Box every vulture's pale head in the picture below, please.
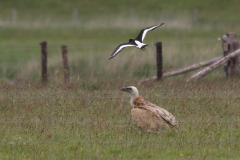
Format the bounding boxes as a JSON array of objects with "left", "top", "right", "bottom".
[{"left": 121, "top": 86, "right": 139, "bottom": 107}]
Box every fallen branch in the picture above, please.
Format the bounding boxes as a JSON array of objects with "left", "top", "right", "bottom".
[
  {"left": 139, "top": 56, "right": 222, "bottom": 84},
  {"left": 163, "top": 57, "right": 222, "bottom": 77},
  {"left": 139, "top": 76, "right": 157, "bottom": 84},
  {"left": 187, "top": 49, "right": 240, "bottom": 82}
]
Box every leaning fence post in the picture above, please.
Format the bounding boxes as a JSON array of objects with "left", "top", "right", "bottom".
[
  {"left": 156, "top": 42, "right": 163, "bottom": 81},
  {"left": 40, "top": 41, "right": 48, "bottom": 84},
  {"left": 61, "top": 45, "right": 70, "bottom": 83},
  {"left": 222, "top": 32, "right": 239, "bottom": 77}
]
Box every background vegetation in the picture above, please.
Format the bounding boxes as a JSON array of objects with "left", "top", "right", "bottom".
[
  {"left": 0, "top": 0, "right": 240, "bottom": 159},
  {"left": 0, "top": 0, "right": 239, "bottom": 83}
]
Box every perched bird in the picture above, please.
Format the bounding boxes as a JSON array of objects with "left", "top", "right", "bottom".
[
  {"left": 121, "top": 86, "right": 178, "bottom": 131},
  {"left": 109, "top": 23, "right": 164, "bottom": 60}
]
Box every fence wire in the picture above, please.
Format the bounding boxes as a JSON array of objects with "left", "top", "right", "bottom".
[{"left": 0, "top": 40, "right": 221, "bottom": 51}]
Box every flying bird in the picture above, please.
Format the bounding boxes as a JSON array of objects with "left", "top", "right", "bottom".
[
  {"left": 121, "top": 86, "right": 178, "bottom": 131},
  {"left": 109, "top": 23, "right": 164, "bottom": 60}
]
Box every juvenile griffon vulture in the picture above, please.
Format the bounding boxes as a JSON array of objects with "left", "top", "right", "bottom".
[{"left": 121, "top": 86, "right": 178, "bottom": 131}]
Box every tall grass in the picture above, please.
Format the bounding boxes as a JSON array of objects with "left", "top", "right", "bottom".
[
  {"left": 0, "top": 1, "right": 240, "bottom": 159},
  {"left": 1, "top": 0, "right": 238, "bottom": 83},
  {"left": 0, "top": 21, "right": 224, "bottom": 83},
  {"left": 0, "top": 81, "right": 240, "bottom": 159}
]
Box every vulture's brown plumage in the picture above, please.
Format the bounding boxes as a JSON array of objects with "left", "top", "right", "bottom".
[{"left": 121, "top": 86, "right": 179, "bottom": 131}]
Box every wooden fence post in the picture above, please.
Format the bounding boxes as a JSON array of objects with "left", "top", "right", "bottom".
[
  {"left": 222, "top": 32, "right": 239, "bottom": 77},
  {"left": 187, "top": 49, "right": 240, "bottom": 82},
  {"left": 61, "top": 45, "right": 70, "bottom": 83},
  {"left": 156, "top": 42, "right": 163, "bottom": 81},
  {"left": 40, "top": 41, "right": 48, "bottom": 84}
]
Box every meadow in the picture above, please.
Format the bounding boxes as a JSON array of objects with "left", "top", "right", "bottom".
[
  {"left": 0, "top": 0, "right": 240, "bottom": 159},
  {"left": 1, "top": 81, "right": 240, "bottom": 159}
]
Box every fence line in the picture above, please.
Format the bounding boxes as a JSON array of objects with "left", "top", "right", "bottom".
[
  {"left": 0, "top": 33, "right": 236, "bottom": 83},
  {"left": 0, "top": 40, "right": 221, "bottom": 51}
]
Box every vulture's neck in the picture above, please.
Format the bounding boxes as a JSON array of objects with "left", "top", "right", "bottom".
[
  {"left": 130, "top": 96, "right": 136, "bottom": 107},
  {"left": 130, "top": 90, "right": 139, "bottom": 107},
  {"left": 133, "top": 96, "right": 144, "bottom": 107},
  {"left": 131, "top": 96, "right": 144, "bottom": 107}
]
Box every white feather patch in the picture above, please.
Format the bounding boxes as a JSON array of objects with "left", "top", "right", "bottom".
[
  {"left": 141, "top": 23, "right": 163, "bottom": 42},
  {"left": 110, "top": 44, "right": 136, "bottom": 59}
]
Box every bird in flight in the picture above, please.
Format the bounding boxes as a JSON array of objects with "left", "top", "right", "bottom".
[{"left": 109, "top": 23, "right": 164, "bottom": 60}]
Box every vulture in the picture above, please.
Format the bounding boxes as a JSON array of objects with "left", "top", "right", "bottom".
[{"left": 121, "top": 86, "right": 179, "bottom": 131}]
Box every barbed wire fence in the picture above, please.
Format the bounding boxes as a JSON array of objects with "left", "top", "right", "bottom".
[{"left": 0, "top": 39, "right": 224, "bottom": 83}]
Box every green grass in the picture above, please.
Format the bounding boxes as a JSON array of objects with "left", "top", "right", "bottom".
[
  {"left": 1, "top": 0, "right": 240, "bottom": 24},
  {"left": 1, "top": 0, "right": 240, "bottom": 159},
  {"left": 0, "top": 26, "right": 226, "bottom": 82},
  {"left": 0, "top": 81, "right": 240, "bottom": 159},
  {"left": 1, "top": 0, "right": 239, "bottom": 82}
]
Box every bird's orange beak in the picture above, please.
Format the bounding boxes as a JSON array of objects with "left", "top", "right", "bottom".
[{"left": 127, "top": 41, "right": 129, "bottom": 43}]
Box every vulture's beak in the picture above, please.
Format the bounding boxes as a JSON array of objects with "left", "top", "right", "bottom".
[{"left": 121, "top": 87, "right": 128, "bottom": 92}]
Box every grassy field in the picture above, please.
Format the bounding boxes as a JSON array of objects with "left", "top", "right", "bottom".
[
  {"left": 0, "top": 27, "right": 225, "bottom": 83},
  {"left": 0, "top": 81, "right": 240, "bottom": 159},
  {"left": 0, "top": 0, "right": 240, "bottom": 83},
  {"left": 0, "top": 0, "right": 240, "bottom": 159}
]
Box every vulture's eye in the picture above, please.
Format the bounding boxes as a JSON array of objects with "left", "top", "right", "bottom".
[{"left": 128, "top": 88, "right": 132, "bottom": 90}]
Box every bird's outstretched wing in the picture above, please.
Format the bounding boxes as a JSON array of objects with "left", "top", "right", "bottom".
[
  {"left": 135, "top": 100, "right": 178, "bottom": 127},
  {"left": 135, "top": 23, "right": 164, "bottom": 42},
  {"left": 109, "top": 43, "right": 135, "bottom": 60}
]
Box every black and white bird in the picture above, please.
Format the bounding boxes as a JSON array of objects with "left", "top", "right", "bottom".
[{"left": 109, "top": 23, "right": 164, "bottom": 60}]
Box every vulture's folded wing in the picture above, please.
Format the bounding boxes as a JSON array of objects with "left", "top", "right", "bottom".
[{"left": 135, "top": 101, "right": 178, "bottom": 126}]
